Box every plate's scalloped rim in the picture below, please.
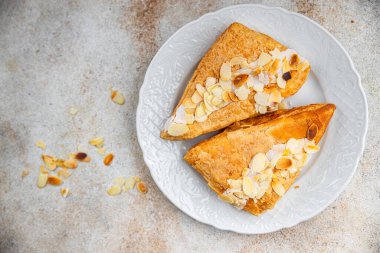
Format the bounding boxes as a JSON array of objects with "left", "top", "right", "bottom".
[{"left": 136, "top": 4, "right": 368, "bottom": 234}]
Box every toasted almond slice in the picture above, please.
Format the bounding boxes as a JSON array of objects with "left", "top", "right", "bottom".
[
  {"left": 195, "top": 83, "right": 206, "bottom": 96},
  {"left": 57, "top": 168, "right": 71, "bottom": 179},
  {"left": 47, "top": 175, "right": 62, "bottom": 186},
  {"left": 297, "top": 61, "right": 310, "bottom": 72},
  {"left": 35, "top": 140, "right": 46, "bottom": 150},
  {"left": 277, "top": 74, "right": 286, "bottom": 89},
  {"left": 257, "top": 105, "right": 267, "bottom": 114},
  {"left": 304, "top": 140, "right": 320, "bottom": 154},
  {"left": 137, "top": 182, "right": 148, "bottom": 193},
  {"left": 191, "top": 90, "right": 203, "bottom": 104},
  {"left": 89, "top": 137, "right": 104, "bottom": 148},
  {"left": 307, "top": 123, "right": 318, "bottom": 140},
  {"left": 195, "top": 113, "right": 207, "bottom": 123},
  {"left": 242, "top": 167, "right": 250, "bottom": 177},
  {"left": 69, "top": 107, "right": 78, "bottom": 115},
  {"left": 211, "top": 86, "right": 223, "bottom": 98},
  {"left": 64, "top": 159, "right": 78, "bottom": 169},
  {"left": 249, "top": 153, "right": 267, "bottom": 172},
  {"left": 219, "top": 80, "right": 232, "bottom": 91},
  {"left": 269, "top": 47, "right": 281, "bottom": 58},
  {"left": 228, "top": 91, "right": 239, "bottom": 102},
  {"left": 111, "top": 90, "right": 125, "bottom": 105},
  {"left": 230, "top": 56, "right": 248, "bottom": 67},
  {"left": 168, "top": 122, "right": 189, "bottom": 135},
  {"left": 37, "top": 172, "right": 48, "bottom": 188},
  {"left": 113, "top": 176, "right": 126, "bottom": 186},
  {"left": 218, "top": 194, "right": 234, "bottom": 204},
  {"left": 235, "top": 85, "right": 250, "bottom": 101},
  {"left": 257, "top": 52, "right": 272, "bottom": 67},
  {"left": 103, "top": 153, "right": 114, "bottom": 166},
  {"left": 42, "top": 154, "right": 55, "bottom": 164},
  {"left": 222, "top": 91, "right": 232, "bottom": 102},
  {"left": 268, "top": 90, "right": 282, "bottom": 103},
  {"left": 242, "top": 176, "right": 254, "bottom": 195},
  {"left": 124, "top": 176, "right": 136, "bottom": 190},
  {"left": 204, "top": 96, "right": 218, "bottom": 112},
  {"left": 195, "top": 103, "right": 206, "bottom": 117},
  {"left": 272, "top": 181, "right": 285, "bottom": 196},
  {"left": 252, "top": 67, "right": 263, "bottom": 76},
  {"left": 184, "top": 107, "right": 196, "bottom": 114},
  {"left": 211, "top": 96, "right": 223, "bottom": 106},
  {"left": 268, "top": 59, "right": 280, "bottom": 75},
  {"left": 107, "top": 185, "right": 121, "bottom": 196},
  {"left": 276, "top": 157, "right": 294, "bottom": 170},
  {"left": 233, "top": 74, "right": 249, "bottom": 88},
  {"left": 254, "top": 92, "right": 269, "bottom": 106},
  {"left": 220, "top": 62, "right": 232, "bottom": 81},
  {"left": 60, "top": 187, "right": 70, "bottom": 197},
  {"left": 185, "top": 113, "right": 195, "bottom": 124},
  {"left": 286, "top": 138, "right": 304, "bottom": 154},
  {"left": 289, "top": 54, "right": 300, "bottom": 69},
  {"left": 55, "top": 159, "right": 65, "bottom": 168},
  {"left": 183, "top": 98, "right": 197, "bottom": 109},
  {"left": 263, "top": 59, "right": 274, "bottom": 72},
  {"left": 205, "top": 77, "right": 217, "bottom": 89},
  {"left": 227, "top": 179, "right": 242, "bottom": 189},
  {"left": 282, "top": 58, "right": 291, "bottom": 73}
]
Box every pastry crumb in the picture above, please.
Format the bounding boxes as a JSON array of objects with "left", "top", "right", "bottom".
[
  {"left": 294, "top": 185, "right": 300, "bottom": 189},
  {"left": 35, "top": 140, "right": 46, "bottom": 150},
  {"left": 21, "top": 169, "right": 30, "bottom": 178},
  {"left": 69, "top": 107, "right": 78, "bottom": 115},
  {"left": 61, "top": 187, "right": 70, "bottom": 197}
]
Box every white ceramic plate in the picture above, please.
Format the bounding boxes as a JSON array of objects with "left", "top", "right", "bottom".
[{"left": 136, "top": 4, "right": 368, "bottom": 234}]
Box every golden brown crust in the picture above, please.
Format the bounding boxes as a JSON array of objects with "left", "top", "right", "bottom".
[
  {"left": 161, "top": 22, "right": 311, "bottom": 140},
  {"left": 183, "top": 104, "right": 336, "bottom": 215}
]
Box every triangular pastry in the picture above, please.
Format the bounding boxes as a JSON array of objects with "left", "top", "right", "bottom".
[
  {"left": 184, "top": 104, "right": 335, "bottom": 215},
  {"left": 161, "top": 22, "right": 311, "bottom": 140}
]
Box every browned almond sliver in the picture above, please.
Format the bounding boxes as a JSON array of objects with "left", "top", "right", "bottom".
[
  {"left": 233, "top": 74, "right": 249, "bottom": 88},
  {"left": 228, "top": 91, "right": 240, "bottom": 102},
  {"left": 104, "top": 153, "right": 114, "bottom": 166},
  {"left": 47, "top": 175, "right": 62, "bottom": 185},
  {"left": 111, "top": 90, "right": 125, "bottom": 105},
  {"left": 276, "top": 157, "right": 293, "bottom": 170},
  {"left": 289, "top": 54, "right": 300, "bottom": 68},
  {"left": 64, "top": 159, "right": 78, "bottom": 169},
  {"left": 307, "top": 123, "right": 319, "bottom": 140},
  {"left": 61, "top": 187, "right": 70, "bottom": 197},
  {"left": 137, "top": 182, "right": 148, "bottom": 194},
  {"left": 37, "top": 172, "right": 49, "bottom": 188}
]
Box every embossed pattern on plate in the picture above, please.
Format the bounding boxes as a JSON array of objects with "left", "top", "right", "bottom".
[{"left": 136, "top": 4, "right": 368, "bottom": 234}]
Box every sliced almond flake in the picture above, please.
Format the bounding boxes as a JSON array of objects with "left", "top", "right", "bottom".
[
  {"left": 228, "top": 179, "right": 242, "bottom": 189},
  {"left": 289, "top": 53, "right": 300, "bottom": 68},
  {"left": 219, "top": 80, "right": 232, "bottom": 91},
  {"left": 204, "top": 96, "right": 218, "bottom": 112},
  {"left": 249, "top": 153, "right": 267, "bottom": 172},
  {"left": 297, "top": 61, "right": 310, "bottom": 72},
  {"left": 218, "top": 194, "right": 234, "bottom": 204},
  {"left": 89, "top": 137, "right": 104, "bottom": 148},
  {"left": 185, "top": 113, "right": 195, "bottom": 124},
  {"left": 230, "top": 56, "right": 248, "bottom": 67},
  {"left": 268, "top": 90, "right": 282, "bottom": 103},
  {"left": 103, "top": 153, "right": 114, "bottom": 166},
  {"left": 257, "top": 52, "right": 272, "bottom": 67},
  {"left": 211, "top": 86, "right": 223, "bottom": 98},
  {"left": 183, "top": 98, "right": 197, "bottom": 109},
  {"left": 275, "top": 157, "right": 293, "bottom": 170},
  {"left": 57, "top": 168, "right": 71, "bottom": 179},
  {"left": 252, "top": 67, "right": 263, "bottom": 76},
  {"left": 246, "top": 75, "right": 254, "bottom": 88},
  {"left": 113, "top": 176, "right": 126, "bottom": 186},
  {"left": 258, "top": 105, "right": 267, "bottom": 114},
  {"left": 228, "top": 92, "right": 239, "bottom": 102},
  {"left": 272, "top": 181, "right": 285, "bottom": 196},
  {"left": 124, "top": 176, "right": 136, "bottom": 190},
  {"left": 111, "top": 90, "right": 125, "bottom": 105},
  {"left": 64, "top": 158, "right": 78, "bottom": 169},
  {"left": 268, "top": 59, "right": 280, "bottom": 75},
  {"left": 107, "top": 185, "right": 121, "bottom": 196},
  {"left": 195, "top": 103, "right": 206, "bottom": 117},
  {"left": 191, "top": 90, "right": 203, "bottom": 104},
  {"left": 168, "top": 122, "right": 189, "bottom": 136},
  {"left": 195, "top": 113, "right": 207, "bottom": 123},
  {"left": 254, "top": 92, "right": 269, "bottom": 106},
  {"left": 47, "top": 175, "right": 62, "bottom": 186},
  {"left": 242, "top": 168, "right": 250, "bottom": 177},
  {"left": 242, "top": 176, "right": 254, "bottom": 195},
  {"left": 282, "top": 58, "right": 291, "bottom": 73},
  {"left": 211, "top": 96, "right": 223, "bottom": 106},
  {"left": 97, "top": 147, "right": 106, "bottom": 156},
  {"left": 235, "top": 85, "right": 250, "bottom": 101},
  {"left": 137, "top": 182, "right": 148, "bottom": 193},
  {"left": 220, "top": 62, "right": 232, "bottom": 81},
  {"left": 277, "top": 74, "right": 286, "bottom": 89},
  {"left": 269, "top": 47, "right": 281, "bottom": 58},
  {"left": 21, "top": 169, "right": 30, "bottom": 178},
  {"left": 286, "top": 138, "right": 304, "bottom": 154},
  {"left": 195, "top": 83, "right": 206, "bottom": 96},
  {"left": 205, "top": 77, "right": 217, "bottom": 89},
  {"left": 222, "top": 91, "right": 232, "bottom": 102},
  {"left": 35, "top": 140, "right": 46, "bottom": 150},
  {"left": 233, "top": 74, "right": 249, "bottom": 88},
  {"left": 263, "top": 59, "right": 274, "bottom": 72},
  {"left": 60, "top": 187, "right": 70, "bottom": 198},
  {"left": 258, "top": 72, "right": 269, "bottom": 85},
  {"left": 184, "top": 107, "right": 196, "bottom": 114}
]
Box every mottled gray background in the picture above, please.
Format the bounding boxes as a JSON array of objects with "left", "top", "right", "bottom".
[{"left": 0, "top": 0, "right": 379, "bottom": 252}]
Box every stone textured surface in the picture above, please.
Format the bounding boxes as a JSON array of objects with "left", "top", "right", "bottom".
[{"left": 0, "top": 0, "right": 378, "bottom": 252}]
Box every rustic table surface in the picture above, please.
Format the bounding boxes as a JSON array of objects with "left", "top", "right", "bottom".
[{"left": 0, "top": 1, "right": 379, "bottom": 252}]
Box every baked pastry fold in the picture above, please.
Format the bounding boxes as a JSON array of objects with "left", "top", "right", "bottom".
[
  {"left": 161, "top": 22, "right": 311, "bottom": 140},
  {"left": 184, "top": 104, "right": 335, "bottom": 215}
]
